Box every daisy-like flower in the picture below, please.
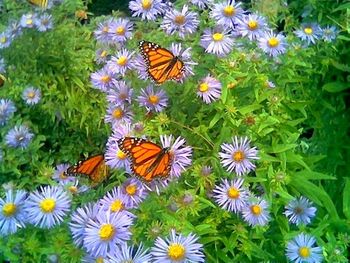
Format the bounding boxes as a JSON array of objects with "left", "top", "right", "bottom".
[
  {"left": 7, "top": 21, "right": 22, "bottom": 39},
  {"left": 108, "top": 18, "right": 133, "bottom": 43},
  {"left": 122, "top": 178, "right": 148, "bottom": 207},
  {"left": 108, "top": 242, "right": 151, "bottom": 263},
  {"left": 5, "top": 125, "right": 34, "bottom": 149},
  {"left": 137, "top": 85, "right": 168, "bottom": 112},
  {"left": 90, "top": 66, "right": 117, "bottom": 92},
  {"left": 99, "top": 187, "right": 135, "bottom": 214},
  {"left": 106, "top": 81, "right": 133, "bottom": 105},
  {"left": 294, "top": 23, "right": 322, "bottom": 45},
  {"left": 284, "top": 196, "right": 317, "bottom": 226},
  {"left": 0, "top": 189, "right": 27, "bottom": 236},
  {"left": 161, "top": 5, "right": 199, "bottom": 39},
  {"left": 210, "top": 0, "right": 244, "bottom": 29},
  {"left": 219, "top": 136, "right": 259, "bottom": 176},
  {"left": 107, "top": 49, "right": 135, "bottom": 76},
  {"left": 69, "top": 203, "right": 99, "bottom": 247},
  {"left": 236, "top": 13, "right": 268, "bottom": 40},
  {"left": 105, "top": 140, "right": 130, "bottom": 171},
  {"left": 286, "top": 233, "right": 323, "bottom": 263},
  {"left": 94, "top": 18, "right": 114, "bottom": 44},
  {"left": 200, "top": 27, "right": 235, "bottom": 57},
  {"left": 82, "top": 254, "right": 107, "bottom": 263},
  {"left": 133, "top": 54, "right": 149, "bottom": 80},
  {"left": 129, "top": 0, "right": 165, "bottom": 21},
  {"left": 83, "top": 209, "right": 133, "bottom": 257},
  {"left": 95, "top": 48, "right": 110, "bottom": 64},
  {"left": 242, "top": 196, "right": 270, "bottom": 226},
  {"left": 20, "top": 13, "right": 37, "bottom": 29},
  {"left": 52, "top": 163, "right": 75, "bottom": 183},
  {"left": 191, "top": 0, "right": 212, "bottom": 9},
  {"left": 0, "top": 31, "right": 12, "bottom": 49},
  {"left": 109, "top": 122, "right": 134, "bottom": 140},
  {"left": 321, "top": 25, "right": 338, "bottom": 42},
  {"left": 34, "top": 13, "right": 53, "bottom": 32},
  {"left": 213, "top": 178, "right": 249, "bottom": 213},
  {"left": 258, "top": 30, "right": 288, "bottom": 57},
  {"left": 0, "top": 99, "right": 16, "bottom": 126},
  {"left": 104, "top": 103, "right": 133, "bottom": 127},
  {"left": 160, "top": 135, "right": 192, "bottom": 178},
  {"left": 151, "top": 229, "right": 205, "bottom": 262},
  {"left": 24, "top": 185, "right": 71, "bottom": 228},
  {"left": 22, "top": 86, "right": 41, "bottom": 105},
  {"left": 197, "top": 74, "right": 222, "bottom": 104},
  {"left": 60, "top": 178, "right": 90, "bottom": 195},
  {"left": 169, "top": 42, "right": 197, "bottom": 81}
]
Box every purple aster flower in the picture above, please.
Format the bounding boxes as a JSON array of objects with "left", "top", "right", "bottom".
[
  {"left": 60, "top": 178, "right": 90, "bottom": 196},
  {"left": 151, "top": 229, "right": 205, "bottom": 262},
  {"left": 219, "top": 136, "right": 259, "bottom": 176},
  {"left": 107, "top": 49, "right": 135, "bottom": 76},
  {"left": 24, "top": 186, "right": 71, "bottom": 229},
  {"left": 91, "top": 66, "right": 117, "bottom": 92},
  {"left": 161, "top": 5, "right": 199, "bottom": 39},
  {"left": 322, "top": 25, "right": 338, "bottom": 42},
  {"left": 83, "top": 209, "right": 133, "bottom": 257},
  {"left": 200, "top": 27, "right": 235, "bottom": 57},
  {"left": 7, "top": 20, "right": 23, "bottom": 39},
  {"left": 105, "top": 139, "right": 130, "bottom": 171},
  {"left": 109, "top": 122, "right": 134, "bottom": 141},
  {"left": 99, "top": 187, "right": 135, "bottom": 213},
  {"left": 122, "top": 178, "right": 148, "bottom": 207},
  {"left": 213, "top": 178, "right": 249, "bottom": 213},
  {"left": 69, "top": 203, "right": 99, "bottom": 247},
  {"left": 242, "top": 196, "right": 270, "bottom": 226},
  {"left": 210, "top": 0, "right": 244, "bottom": 29},
  {"left": 284, "top": 196, "right": 317, "bottom": 226},
  {"left": 34, "top": 13, "right": 53, "bottom": 32},
  {"left": 286, "top": 233, "right": 323, "bottom": 263},
  {"left": 160, "top": 135, "right": 192, "bottom": 178},
  {"left": 104, "top": 103, "right": 133, "bottom": 127},
  {"left": 22, "top": 86, "right": 41, "bottom": 105},
  {"left": 82, "top": 254, "right": 107, "bottom": 263},
  {"left": 108, "top": 18, "right": 133, "bottom": 43},
  {"left": 258, "top": 30, "right": 288, "bottom": 57},
  {"left": 133, "top": 54, "right": 149, "bottom": 80},
  {"left": 106, "top": 80, "right": 133, "bottom": 105},
  {"left": 294, "top": 23, "right": 322, "bottom": 45},
  {"left": 107, "top": 242, "right": 151, "bottom": 263},
  {"left": 236, "top": 13, "right": 268, "bottom": 40},
  {"left": 169, "top": 42, "right": 197, "bottom": 81},
  {"left": 137, "top": 85, "right": 168, "bottom": 112},
  {"left": 197, "top": 74, "right": 222, "bottom": 104},
  {"left": 191, "top": 0, "right": 212, "bottom": 9},
  {"left": 52, "top": 163, "right": 75, "bottom": 183},
  {"left": 0, "top": 99, "right": 16, "bottom": 126},
  {"left": 94, "top": 18, "right": 114, "bottom": 44},
  {"left": 0, "top": 189, "right": 27, "bottom": 236},
  {"left": 95, "top": 48, "right": 110, "bottom": 64},
  {"left": 5, "top": 125, "right": 34, "bottom": 149},
  {"left": 0, "top": 31, "right": 12, "bottom": 49},
  {"left": 20, "top": 13, "right": 37, "bottom": 29},
  {"left": 129, "top": 0, "right": 165, "bottom": 21}
]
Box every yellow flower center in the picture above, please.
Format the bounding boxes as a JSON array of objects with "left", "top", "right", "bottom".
[
  {"left": 148, "top": 95, "right": 159, "bottom": 104},
  {"left": 248, "top": 20, "right": 258, "bottom": 30},
  {"left": 125, "top": 184, "right": 137, "bottom": 196},
  {"left": 268, "top": 37, "right": 279, "bottom": 47},
  {"left": 223, "top": 5, "right": 235, "bottom": 17},
  {"left": 112, "top": 108, "right": 124, "bottom": 119},
  {"left": 116, "top": 26, "right": 125, "bottom": 35},
  {"left": 40, "top": 198, "right": 56, "bottom": 213},
  {"left": 69, "top": 186, "right": 78, "bottom": 194},
  {"left": 141, "top": 0, "right": 152, "bottom": 10},
  {"left": 298, "top": 246, "right": 311, "bottom": 258},
  {"left": 117, "top": 149, "right": 127, "bottom": 160},
  {"left": 174, "top": 15, "right": 186, "bottom": 25},
  {"left": 168, "top": 243, "right": 186, "bottom": 260},
  {"left": 96, "top": 257, "right": 104, "bottom": 263},
  {"left": 100, "top": 50, "right": 108, "bottom": 58},
  {"left": 117, "top": 56, "right": 128, "bottom": 66},
  {"left": 250, "top": 204, "right": 262, "bottom": 215},
  {"left": 0, "top": 36, "right": 6, "bottom": 43},
  {"left": 294, "top": 207, "right": 304, "bottom": 214},
  {"left": 304, "top": 27, "right": 313, "bottom": 35},
  {"left": 2, "top": 203, "right": 16, "bottom": 217},
  {"left": 101, "top": 75, "right": 111, "bottom": 83},
  {"left": 99, "top": 224, "right": 115, "bottom": 241},
  {"left": 198, "top": 82, "right": 209, "bottom": 92},
  {"left": 102, "top": 26, "right": 109, "bottom": 33},
  {"left": 42, "top": 19, "right": 49, "bottom": 25},
  {"left": 212, "top": 33, "right": 224, "bottom": 42},
  {"left": 26, "top": 19, "right": 33, "bottom": 25},
  {"left": 27, "top": 91, "right": 35, "bottom": 99},
  {"left": 232, "top": 150, "right": 245, "bottom": 162},
  {"left": 59, "top": 172, "right": 67, "bottom": 179},
  {"left": 110, "top": 199, "right": 124, "bottom": 212},
  {"left": 227, "top": 187, "right": 240, "bottom": 199}
]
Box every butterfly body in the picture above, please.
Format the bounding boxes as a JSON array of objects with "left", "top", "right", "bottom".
[
  {"left": 118, "top": 137, "right": 173, "bottom": 182},
  {"left": 28, "top": 0, "right": 49, "bottom": 8},
  {"left": 139, "top": 41, "right": 184, "bottom": 85}
]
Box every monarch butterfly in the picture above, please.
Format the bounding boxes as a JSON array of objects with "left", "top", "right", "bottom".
[
  {"left": 118, "top": 137, "right": 173, "bottom": 182},
  {"left": 139, "top": 40, "right": 185, "bottom": 85},
  {"left": 27, "top": 0, "right": 49, "bottom": 8},
  {"left": 0, "top": 74, "right": 5, "bottom": 88},
  {"left": 64, "top": 154, "right": 109, "bottom": 185}
]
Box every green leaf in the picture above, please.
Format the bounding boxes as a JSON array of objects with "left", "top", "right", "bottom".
[
  {"left": 322, "top": 82, "right": 349, "bottom": 92},
  {"left": 343, "top": 178, "right": 350, "bottom": 219}
]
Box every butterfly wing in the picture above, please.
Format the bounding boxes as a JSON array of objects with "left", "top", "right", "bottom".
[
  {"left": 118, "top": 137, "right": 172, "bottom": 182},
  {"left": 28, "top": 0, "right": 49, "bottom": 8},
  {"left": 66, "top": 154, "right": 109, "bottom": 184},
  {"left": 0, "top": 74, "right": 5, "bottom": 88},
  {"left": 139, "top": 41, "right": 184, "bottom": 85}
]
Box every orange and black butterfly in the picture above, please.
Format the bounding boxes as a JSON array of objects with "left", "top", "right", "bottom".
[
  {"left": 139, "top": 40, "right": 185, "bottom": 85},
  {"left": 64, "top": 154, "right": 109, "bottom": 185},
  {"left": 118, "top": 137, "right": 173, "bottom": 182}
]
